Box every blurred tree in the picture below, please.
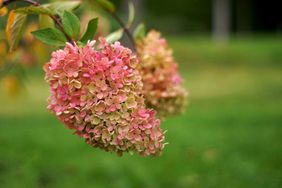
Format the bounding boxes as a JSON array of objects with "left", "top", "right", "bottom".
[
  {"left": 212, "top": 0, "right": 231, "bottom": 41},
  {"left": 131, "top": 0, "right": 282, "bottom": 35},
  {"left": 143, "top": 0, "right": 211, "bottom": 33}
]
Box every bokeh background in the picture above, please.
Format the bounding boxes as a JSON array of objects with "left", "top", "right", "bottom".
[{"left": 1, "top": 0, "right": 282, "bottom": 187}]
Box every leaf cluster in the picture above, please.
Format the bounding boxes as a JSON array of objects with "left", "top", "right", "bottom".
[{"left": 5, "top": 1, "right": 99, "bottom": 51}]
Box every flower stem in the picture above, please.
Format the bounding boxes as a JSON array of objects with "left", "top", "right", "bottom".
[
  {"left": 109, "top": 10, "right": 136, "bottom": 51},
  {"left": 97, "top": 2, "right": 136, "bottom": 51}
]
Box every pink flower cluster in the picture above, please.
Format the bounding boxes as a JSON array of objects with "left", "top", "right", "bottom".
[
  {"left": 44, "top": 39, "right": 165, "bottom": 156},
  {"left": 137, "top": 30, "right": 188, "bottom": 119}
]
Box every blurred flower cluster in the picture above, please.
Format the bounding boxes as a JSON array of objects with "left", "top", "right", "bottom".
[
  {"left": 137, "top": 30, "right": 188, "bottom": 119},
  {"left": 44, "top": 39, "right": 165, "bottom": 156}
]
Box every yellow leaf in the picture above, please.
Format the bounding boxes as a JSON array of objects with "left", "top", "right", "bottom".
[
  {"left": 0, "top": 7, "right": 8, "bottom": 16},
  {"left": 6, "top": 10, "right": 16, "bottom": 45},
  {"left": 6, "top": 10, "right": 27, "bottom": 51}
]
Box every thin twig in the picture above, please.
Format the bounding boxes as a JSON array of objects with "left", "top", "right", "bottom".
[
  {"left": 109, "top": 10, "right": 136, "bottom": 51},
  {"left": 99, "top": 4, "right": 136, "bottom": 51}
]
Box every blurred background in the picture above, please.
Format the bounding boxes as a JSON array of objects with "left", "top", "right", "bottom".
[{"left": 0, "top": 0, "right": 282, "bottom": 187}]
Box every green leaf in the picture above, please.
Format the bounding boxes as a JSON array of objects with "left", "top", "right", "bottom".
[
  {"left": 15, "top": 6, "right": 53, "bottom": 15},
  {"left": 106, "top": 29, "right": 123, "bottom": 43},
  {"left": 96, "top": 0, "right": 115, "bottom": 12},
  {"left": 6, "top": 11, "right": 27, "bottom": 51},
  {"left": 46, "top": 1, "right": 81, "bottom": 16},
  {"left": 62, "top": 11, "right": 80, "bottom": 40},
  {"left": 127, "top": 1, "right": 135, "bottom": 27},
  {"left": 80, "top": 18, "right": 98, "bottom": 44},
  {"left": 31, "top": 28, "right": 67, "bottom": 46},
  {"left": 133, "top": 23, "right": 146, "bottom": 40}
]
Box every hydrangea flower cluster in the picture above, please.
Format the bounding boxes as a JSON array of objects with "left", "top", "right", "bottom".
[
  {"left": 44, "top": 39, "right": 165, "bottom": 156},
  {"left": 136, "top": 30, "right": 188, "bottom": 119}
]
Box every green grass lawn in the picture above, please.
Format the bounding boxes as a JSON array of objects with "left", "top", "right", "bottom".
[{"left": 0, "top": 36, "right": 282, "bottom": 188}]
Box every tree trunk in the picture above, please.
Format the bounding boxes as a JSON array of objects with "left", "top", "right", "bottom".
[{"left": 212, "top": 0, "right": 231, "bottom": 41}]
